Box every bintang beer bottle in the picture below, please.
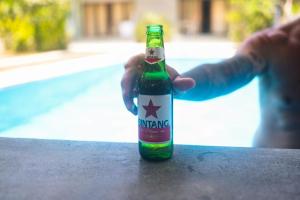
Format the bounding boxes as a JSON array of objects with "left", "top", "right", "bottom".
[{"left": 138, "top": 25, "right": 173, "bottom": 160}]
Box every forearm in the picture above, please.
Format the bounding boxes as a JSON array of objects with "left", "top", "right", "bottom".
[{"left": 176, "top": 55, "right": 260, "bottom": 101}]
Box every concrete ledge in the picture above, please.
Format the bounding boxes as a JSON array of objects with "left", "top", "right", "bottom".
[{"left": 0, "top": 138, "right": 299, "bottom": 200}]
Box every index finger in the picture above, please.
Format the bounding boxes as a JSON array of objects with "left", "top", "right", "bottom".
[
  {"left": 166, "top": 65, "right": 180, "bottom": 80},
  {"left": 121, "top": 54, "right": 144, "bottom": 115},
  {"left": 121, "top": 68, "right": 139, "bottom": 115}
]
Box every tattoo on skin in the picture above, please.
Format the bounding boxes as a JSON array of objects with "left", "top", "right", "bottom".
[{"left": 178, "top": 55, "right": 261, "bottom": 101}]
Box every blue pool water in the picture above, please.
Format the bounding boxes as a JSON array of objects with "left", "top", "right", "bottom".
[{"left": 0, "top": 59, "right": 260, "bottom": 147}]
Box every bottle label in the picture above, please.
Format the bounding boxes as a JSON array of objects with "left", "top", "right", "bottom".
[
  {"left": 145, "top": 48, "right": 165, "bottom": 64},
  {"left": 138, "top": 94, "right": 172, "bottom": 143}
]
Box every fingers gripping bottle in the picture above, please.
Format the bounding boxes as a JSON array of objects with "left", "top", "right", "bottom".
[{"left": 138, "top": 25, "right": 173, "bottom": 161}]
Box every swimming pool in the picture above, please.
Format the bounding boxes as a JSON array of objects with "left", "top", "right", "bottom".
[{"left": 0, "top": 58, "right": 259, "bottom": 147}]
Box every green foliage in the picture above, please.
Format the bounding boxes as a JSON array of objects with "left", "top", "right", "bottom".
[
  {"left": 135, "top": 13, "right": 172, "bottom": 42},
  {"left": 0, "top": 0, "right": 69, "bottom": 53},
  {"left": 31, "top": 1, "right": 69, "bottom": 51},
  {"left": 292, "top": 0, "right": 300, "bottom": 14},
  {"left": 0, "top": 0, "right": 34, "bottom": 51},
  {"left": 227, "top": 0, "right": 274, "bottom": 42}
]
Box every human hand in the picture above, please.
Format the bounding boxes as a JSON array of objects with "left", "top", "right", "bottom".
[{"left": 121, "top": 54, "right": 195, "bottom": 115}]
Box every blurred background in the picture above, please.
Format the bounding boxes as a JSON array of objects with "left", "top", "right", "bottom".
[
  {"left": 0, "top": 0, "right": 299, "bottom": 146},
  {"left": 0, "top": 0, "right": 299, "bottom": 53}
]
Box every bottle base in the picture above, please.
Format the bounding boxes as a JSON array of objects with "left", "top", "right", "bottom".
[{"left": 139, "top": 141, "right": 173, "bottom": 161}]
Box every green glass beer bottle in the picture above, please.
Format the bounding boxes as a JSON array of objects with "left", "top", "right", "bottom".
[{"left": 138, "top": 25, "right": 173, "bottom": 161}]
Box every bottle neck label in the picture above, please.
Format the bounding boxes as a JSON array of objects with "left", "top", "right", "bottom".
[
  {"left": 138, "top": 94, "right": 172, "bottom": 143},
  {"left": 145, "top": 47, "right": 165, "bottom": 64}
]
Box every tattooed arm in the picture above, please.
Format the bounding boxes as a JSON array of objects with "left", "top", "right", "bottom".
[
  {"left": 175, "top": 55, "right": 260, "bottom": 100},
  {"left": 174, "top": 30, "right": 270, "bottom": 101}
]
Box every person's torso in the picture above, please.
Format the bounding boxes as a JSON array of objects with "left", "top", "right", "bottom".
[{"left": 256, "top": 24, "right": 300, "bottom": 148}]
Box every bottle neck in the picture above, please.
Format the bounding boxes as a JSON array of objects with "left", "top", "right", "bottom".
[{"left": 144, "top": 34, "right": 168, "bottom": 79}]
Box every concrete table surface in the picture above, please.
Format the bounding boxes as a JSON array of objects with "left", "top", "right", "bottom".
[{"left": 0, "top": 138, "right": 300, "bottom": 200}]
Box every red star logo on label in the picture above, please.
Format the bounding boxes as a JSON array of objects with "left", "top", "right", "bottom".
[
  {"left": 145, "top": 48, "right": 162, "bottom": 64},
  {"left": 149, "top": 48, "right": 154, "bottom": 55},
  {"left": 143, "top": 99, "right": 161, "bottom": 118}
]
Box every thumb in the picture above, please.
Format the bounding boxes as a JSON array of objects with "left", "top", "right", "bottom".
[{"left": 173, "top": 76, "right": 196, "bottom": 93}]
